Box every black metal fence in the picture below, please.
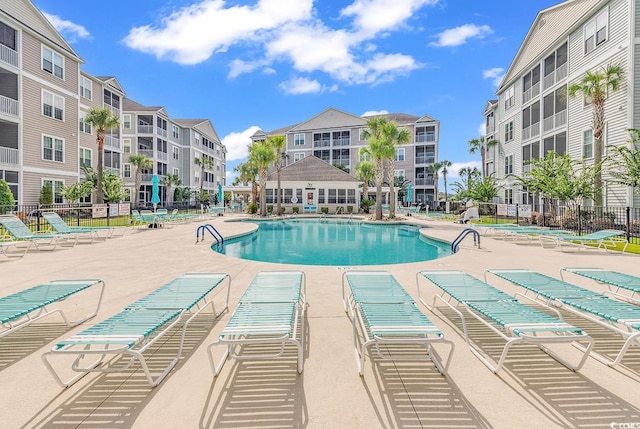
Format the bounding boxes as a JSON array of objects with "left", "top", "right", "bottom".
[{"left": 476, "top": 202, "right": 640, "bottom": 245}]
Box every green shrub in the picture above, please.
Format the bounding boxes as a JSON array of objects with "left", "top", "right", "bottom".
[
  {"left": 279, "top": 207, "right": 286, "bottom": 215},
  {"left": 247, "top": 203, "right": 258, "bottom": 214},
  {"left": 321, "top": 207, "right": 329, "bottom": 214},
  {"left": 347, "top": 205, "right": 353, "bottom": 214},
  {"left": 0, "top": 179, "right": 14, "bottom": 214},
  {"left": 267, "top": 205, "right": 273, "bottom": 215},
  {"left": 39, "top": 183, "right": 53, "bottom": 205},
  {"left": 292, "top": 206, "right": 299, "bottom": 214}
]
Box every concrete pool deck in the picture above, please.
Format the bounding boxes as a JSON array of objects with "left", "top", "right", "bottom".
[{"left": 0, "top": 214, "right": 639, "bottom": 428}]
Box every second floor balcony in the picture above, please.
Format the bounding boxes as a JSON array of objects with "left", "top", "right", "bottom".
[
  {"left": 0, "top": 146, "right": 18, "bottom": 165},
  {"left": 138, "top": 149, "right": 154, "bottom": 158},
  {"left": 333, "top": 137, "right": 350, "bottom": 146},
  {"left": 522, "top": 122, "right": 540, "bottom": 141},
  {"left": 414, "top": 178, "right": 435, "bottom": 186},
  {"left": 415, "top": 155, "right": 435, "bottom": 165},
  {"left": 138, "top": 124, "right": 153, "bottom": 134},
  {"left": 522, "top": 82, "right": 540, "bottom": 104},
  {"left": 157, "top": 127, "right": 168, "bottom": 138},
  {"left": 313, "top": 139, "right": 331, "bottom": 148},
  {"left": 543, "top": 109, "right": 567, "bottom": 132},
  {"left": 543, "top": 63, "right": 568, "bottom": 90},
  {"left": 0, "top": 95, "right": 18, "bottom": 118},
  {"left": 0, "top": 44, "right": 17, "bottom": 68},
  {"left": 104, "top": 135, "right": 121, "bottom": 150},
  {"left": 415, "top": 133, "right": 435, "bottom": 143}
]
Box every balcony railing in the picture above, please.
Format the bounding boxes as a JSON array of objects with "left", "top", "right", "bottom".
[
  {"left": 313, "top": 140, "right": 331, "bottom": 148},
  {"left": 543, "top": 109, "right": 567, "bottom": 132},
  {"left": 415, "top": 134, "right": 435, "bottom": 143},
  {"left": 104, "top": 135, "right": 121, "bottom": 150},
  {"left": 0, "top": 44, "right": 18, "bottom": 67},
  {"left": 0, "top": 95, "right": 19, "bottom": 117},
  {"left": 0, "top": 146, "right": 18, "bottom": 165},
  {"left": 415, "top": 156, "right": 435, "bottom": 165},
  {"left": 104, "top": 166, "right": 120, "bottom": 176},
  {"left": 157, "top": 127, "right": 168, "bottom": 138},
  {"left": 522, "top": 82, "right": 540, "bottom": 104},
  {"left": 543, "top": 63, "right": 568, "bottom": 90},
  {"left": 522, "top": 122, "right": 540, "bottom": 140},
  {"left": 414, "top": 178, "right": 435, "bottom": 186},
  {"left": 333, "top": 137, "right": 350, "bottom": 146},
  {"left": 138, "top": 149, "right": 153, "bottom": 158},
  {"left": 157, "top": 151, "right": 168, "bottom": 161},
  {"left": 137, "top": 124, "right": 153, "bottom": 134}
]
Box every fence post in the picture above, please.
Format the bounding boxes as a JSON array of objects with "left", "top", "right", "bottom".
[
  {"left": 541, "top": 200, "right": 545, "bottom": 227},
  {"left": 76, "top": 205, "right": 81, "bottom": 227},
  {"left": 516, "top": 203, "right": 519, "bottom": 225},
  {"left": 626, "top": 206, "right": 631, "bottom": 242},
  {"left": 577, "top": 205, "right": 582, "bottom": 236},
  {"left": 107, "top": 203, "right": 111, "bottom": 226}
]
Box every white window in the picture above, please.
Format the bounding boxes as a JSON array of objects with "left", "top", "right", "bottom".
[
  {"left": 504, "top": 155, "right": 513, "bottom": 175},
  {"left": 43, "top": 179, "right": 64, "bottom": 203},
  {"left": 585, "top": 8, "right": 608, "bottom": 54},
  {"left": 395, "top": 148, "right": 405, "bottom": 161},
  {"left": 123, "top": 139, "right": 131, "bottom": 153},
  {"left": 79, "top": 76, "right": 92, "bottom": 99},
  {"left": 394, "top": 169, "right": 405, "bottom": 179},
  {"left": 194, "top": 171, "right": 200, "bottom": 183},
  {"left": 42, "top": 135, "right": 64, "bottom": 162},
  {"left": 505, "top": 188, "right": 513, "bottom": 205},
  {"left": 504, "top": 121, "right": 513, "bottom": 142},
  {"left": 79, "top": 147, "right": 92, "bottom": 168},
  {"left": 504, "top": 86, "right": 515, "bottom": 110},
  {"left": 294, "top": 133, "right": 305, "bottom": 145},
  {"left": 172, "top": 167, "right": 179, "bottom": 176},
  {"left": 79, "top": 114, "right": 91, "bottom": 134},
  {"left": 294, "top": 152, "right": 305, "bottom": 162},
  {"left": 42, "top": 90, "right": 64, "bottom": 120},
  {"left": 172, "top": 125, "right": 179, "bottom": 139},
  {"left": 359, "top": 149, "right": 370, "bottom": 162},
  {"left": 583, "top": 129, "right": 593, "bottom": 158},
  {"left": 42, "top": 46, "right": 64, "bottom": 79},
  {"left": 123, "top": 114, "right": 132, "bottom": 129},
  {"left": 194, "top": 132, "right": 200, "bottom": 145},
  {"left": 123, "top": 163, "right": 131, "bottom": 178},
  {"left": 172, "top": 146, "right": 179, "bottom": 160}
]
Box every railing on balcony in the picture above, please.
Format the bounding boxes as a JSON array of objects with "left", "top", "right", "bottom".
[
  {"left": 104, "top": 135, "right": 121, "bottom": 150},
  {"left": 414, "top": 178, "right": 435, "bottom": 186},
  {"left": 104, "top": 166, "right": 121, "bottom": 176},
  {"left": 543, "top": 109, "right": 567, "bottom": 132},
  {"left": 543, "top": 63, "right": 568, "bottom": 90},
  {"left": 415, "top": 134, "right": 435, "bottom": 143},
  {"left": 522, "top": 164, "right": 533, "bottom": 173},
  {"left": 107, "top": 105, "right": 120, "bottom": 117},
  {"left": 333, "top": 137, "right": 350, "bottom": 146},
  {"left": 486, "top": 124, "right": 495, "bottom": 134},
  {"left": 522, "top": 122, "right": 540, "bottom": 140},
  {"left": 522, "top": 82, "right": 540, "bottom": 104},
  {"left": 138, "top": 149, "right": 153, "bottom": 158},
  {"left": 415, "top": 156, "right": 435, "bottom": 165},
  {"left": 138, "top": 124, "right": 153, "bottom": 134},
  {"left": 0, "top": 146, "right": 18, "bottom": 165},
  {"left": 0, "top": 95, "right": 19, "bottom": 117},
  {"left": 313, "top": 140, "right": 331, "bottom": 148},
  {"left": 0, "top": 44, "right": 18, "bottom": 67},
  {"left": 141, "top": 173, "right": 154, "bottom": 182},
  {"left": 157, "top": 151, "right": 168, "bottom": 161},
  {"left": 157, "top": 127, "right": 168, "bottom": 138}
]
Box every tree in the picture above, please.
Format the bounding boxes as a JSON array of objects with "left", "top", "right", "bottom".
[
  {"left": 440, "top": 159, "right": 452, "bottom": 209},
  {"left": 0, "top": 179, "right": 14, "bottom": 214},
  {"left": 234, "top": 159, "right": 258, "bottom": 205},
  {"left": 606, "top": 128, "right": 640, "bottom": 191},
  {"left": 361, "top": 116, "right": 394, "bottom": 220},
  {"left": 249, "top": 141, "right": 275, "bottom": 216},
  {"left": 128, "top": 154, "right": 152, "bottom": 208},
  {"left": 468, "top": 174, "right": 502, "bottom": 202},
  {"left": 160, "top": 173, "right": 182, "bottom": 207},
  {"left": 102, "top": 173, "right": 127, "bottom": 203},
  {"left": 268, "top": 135, "right": 286, "bottom": 216},
  {"left": 355, "top": 161, "right": 375, "bottom": 206},
  {"left": 194, "top": 155, "right": 214, "bottom": 195},
  {"left": 468, "top": 136, "right": 498, "bottom": 179},
  {"left": 63, "top": 181, "right": 92, "bottom": 205},
  {"left": 383, "top": 121, "right": 410, "bottom": 218},
  {"left": 39, "top": 182, "right": 53, "bottom": 206},
  {"left": 83, "top": 107, "right": 120, "bottom": 204},
  {"left": 426, "top": 162, "right": 443, "bottom": 209},
  {"left": 569, "top": 63, "right": 624, "bottom": 206}
]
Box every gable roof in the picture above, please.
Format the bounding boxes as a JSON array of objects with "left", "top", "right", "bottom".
[
  {"left": 123, "top": 98, "right": 164, "bottom": 113},
  {"left": 482, "top": 100, "right": 498, "bottom": 116},
  {"left": 174, "top": 119, "right": 221, "bottom": 142},
  {"left": 290, "top": 107, "right": 366, "bottom": 132},
  {"left": 269, "top": 155, "right": 360, "bottom": 182},
  {"left": 499, "top": 0, "right": 604, "bottom": 91},
  {"left": 95, "top": 76, "right": 127, "bottom": 95}
]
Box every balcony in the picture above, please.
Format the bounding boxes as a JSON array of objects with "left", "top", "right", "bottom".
[
  {"left": 332, "top": 137, "right": 350, "bottom": 146},
  {"left": 415, "top": 156, "right": 435, "bottom": 165},
  {"left": 543, "top": 63, "right": 568, "bottom": 90},
  {"left": 543, "top": 110, "right": 567, "bottom": 132},
  {"left": 138, "top": 124, "right": 153, "bottom": 134},
  {"left": 0, "top": 95, "right": 18, "bottom": 118},
  {"left": 157, "top": 151, "right": 168, "bottom": 161},
  {"left": 522, "top": 122, "right": 540, "bottom": 140},
  {"left": 414, "top": 178, "right": 435, "bottom": 186},
  {"left": 415, "top": 134, "right": 435, "bottom": 143},
  {"left": 0, "top": 44, "right": 18, "bottom": 67},
  {"left": 157, "top": 127, "right": 168, "bottom": 138},
  {"left": 138, "top": 149, "right": 154, "bottom": 158},
  {"left": 522, "top": 82, "right": 540, "bottom": 104},
  {"left": 0, "top": 146, "right": 18, "bottom": 165},
  {"left": 104, "top": 135, "right": 121, "bottom": 150},
  {"left": 104, "top": 166, "right": 121, "bottom": 176},
  {"left": 313, "top": 140, "right": 331, "bottom": 148}
]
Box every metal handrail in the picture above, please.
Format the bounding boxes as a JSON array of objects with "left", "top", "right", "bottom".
[{"left": 451, "top": 228, "right": 480, "bottom": 253}]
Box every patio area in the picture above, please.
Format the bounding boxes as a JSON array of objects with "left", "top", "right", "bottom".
[{"left": 0, "top": 214, "right": 639, "bottom": 429}]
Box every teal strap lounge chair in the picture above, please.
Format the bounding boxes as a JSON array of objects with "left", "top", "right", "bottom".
[
  {"left": 417, "top": 270, "right": 592, "bottom": 373},
  {"left": 0, "top": 240, "right": 31, "bottom": 259},
  {"left": 0, "top": 214, "right": 76, "bottom": 250},
  {"left": 485, "top": 269, "right": 640, "bottom": 367},
  {"left": 0, "top": 279, "right": 105, "bottom": 339},
  {"left": 343, "top": 271, "right": 454, "bottom": 376},
  {"left": 42, "top": 273, "right": 231, "bottom": 387},
  {"left": 208, "top": 271, "right": 307, "bottom": 376},
  {"left": 540, "top": 229, "right": 627, "bottom": 252},
  {"left": 560, "top": 267, "right": 640, "bottom": 305},
  {"left": 42, "top": 212, "right": 124, "bottom": 239}
]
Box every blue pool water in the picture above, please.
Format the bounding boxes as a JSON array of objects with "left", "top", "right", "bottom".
[{"left": 218, "top": 219, "right": 450, "bottom": 266}]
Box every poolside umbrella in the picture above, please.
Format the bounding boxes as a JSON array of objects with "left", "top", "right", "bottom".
[
  {"left": 217, "top": 183, "right": 223, "bottom": 206},
  {"left": 151, "top": 174, "right": 160, "bottom": 211}
]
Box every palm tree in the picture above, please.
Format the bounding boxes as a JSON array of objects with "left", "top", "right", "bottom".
[
  {"left": 458, "top": 166, "right": 480, "bottom": 193},
  {"left": 440, "top": 159, "right": 452, "bottom": 209},
  {"left": 194, "top": 155, "right": 214, "bottom": 196},
  {"left": 234, "top": 159, "right": 258, "bottom": 205},
  {"left": 128, "top": 154, "right": 152, "bottom": 208},
  {"left": 160, "top": 173, "right": 181, "bottom": 207},
  {"left": 383, "top": 121, "right": 411, "bottom": 218},
  {"left": 84, "top": 107, "right": 120, "bottom": 203},
  {"left": 606, "top": 128, "right": 640, "bottom": 191},
  {"left": 267, "top": 135, "right": 286, "bottom": 215},
  {"left": 468, "top": 136, "right": 498, "bottom": 179},
  {"left": 360, "top": 116, "right": 393, "bottom": 220},
  {"left": 569, "top": 63, "right": 624, "bottom": 206},
  {"left": 427, "top": 161, "right": 443, "bottom": 209},
  {"left": 355, "top": 161, "right": 375, "bottom": 205},
  {"left": 249, "top": 141, "right": 276, "bottom": 216}
]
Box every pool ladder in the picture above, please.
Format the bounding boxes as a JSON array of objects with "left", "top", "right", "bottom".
[
  {"left": 196, "top": 224, "right": 224, "bottom": 248},
  {"left": 451, "top": 228, "right": 480, "bottom": 253}
]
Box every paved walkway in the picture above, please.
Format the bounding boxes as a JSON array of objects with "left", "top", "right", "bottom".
[{"left": 1, "top": 214, "right": 639, "bottom": 428}]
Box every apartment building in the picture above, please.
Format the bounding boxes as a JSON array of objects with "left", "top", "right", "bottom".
[
  {"left": 251, "top": 107, "right": 440, "bottom": 205},
  {"left": 122, "top": 99, "right": 226, "bottom": 205},
  {"left": 0, "top": 0, "right": 225, "bottom": 206},
  {"left": 483, "top": 0, "right": 640, "bottom": 208}
]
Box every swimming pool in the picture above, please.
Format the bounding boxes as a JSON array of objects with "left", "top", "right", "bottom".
[{"left": 217, "top": 219, "right": 450, "bottom": 266}]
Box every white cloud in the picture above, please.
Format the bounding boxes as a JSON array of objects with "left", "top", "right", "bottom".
[
  {"left": 478, "top": 121, "right": 486, "bottom": 137},
  {"left": 279, "top": 77, "right": 323, "bottom": 94},
  {"left": 221, "top": 125, "right": 261, "bottom": 161},
  {"left": 483, "top": 67, "right": 504, "bottom": 87},
  {"left": 447, "top": 161, "right": 482, "bottom": 180},
  {"left": 361, "top": 109, "right": 389, "bottom": 116},
  {"left": 429, "top": 24, "right": 492, "bottom": 47},
  {"left": 123, "top": 0, "right": 439, "bottom": 88},
  {"left": 42, "top": 12, "right": 90, "bottom": 42}
]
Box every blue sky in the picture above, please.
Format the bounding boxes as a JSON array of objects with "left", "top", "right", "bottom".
[{"left": 32, "top": 0, "right": 560, "bottom": 184}]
